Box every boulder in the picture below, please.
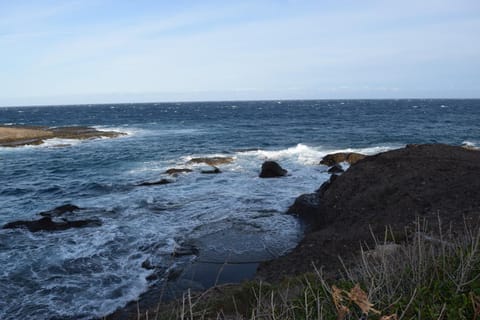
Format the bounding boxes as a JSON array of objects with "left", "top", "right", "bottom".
[
  {"left": 287, "top": 193, "right": 322, "bottom": 229},
  {"left": 3, "top": 216, "right": 101, "bottom": 232},
  {"left": 164, "top": 168, "right": 193, "bottom": 175},
  {"left": 187, "top": 157, "right": 234, "bottom": 166},
  {"left": 319, "top": 152, "right": 366, "bottom": 166},
  {"left": 259, "top": 161, "right": 287, "bottom": 178}
]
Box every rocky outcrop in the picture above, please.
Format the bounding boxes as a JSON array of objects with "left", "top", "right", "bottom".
[
  {"left": 3, "top": 204, "right": 102, "bottom": 232},
  {"left": 258, "top": 144, "right": 480, "bottom": 281},
  {"left": 0, "top": 125, "right": 125, "bottom": 147},
  {"left": 259, "top": 161, "right": 287, "bottom": 178},
  {"left": 172, "top": 242, "right": 199, "bottom": 257},
  {"left": 3, "top": 217, "right": 101, "bottom": 232},
  {"left": 187, "top": 157, "right": 234, "bottom": 166},
  {"left": 164, "top": 168, "right": 193, "bottom": 175},
  {"left": 319, "top": 152, "right": 366, "bottom": 166}
]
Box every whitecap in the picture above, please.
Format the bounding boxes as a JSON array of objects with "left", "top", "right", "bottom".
[{"left": 92, "top": 125, "right": 140, "bottom": 137}]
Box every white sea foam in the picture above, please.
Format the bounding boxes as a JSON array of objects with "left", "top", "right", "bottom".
[
  {"left": 92, "top": 125, "right": 142, "bottom": 137},
  {"left": 462, "top": 140, "right": 478, "bottom": 148},
  {"left": 237, "top": 143, "right": 399, "bottom": 165},
  {"left": 41, "top": 138, "right": 82, "bottom": 148}
]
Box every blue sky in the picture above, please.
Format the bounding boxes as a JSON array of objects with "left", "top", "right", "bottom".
[{"left": 1, "top": 0, "right": 479, "bottom": 106}]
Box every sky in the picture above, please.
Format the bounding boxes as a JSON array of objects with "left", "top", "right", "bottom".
[{"left": 0, "top": 0, "right": 479, "bottom": 106}]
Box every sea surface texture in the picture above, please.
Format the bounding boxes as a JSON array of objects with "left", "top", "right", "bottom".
[{"left": 0, "top": 100, "right": 479, "bottom": 319}]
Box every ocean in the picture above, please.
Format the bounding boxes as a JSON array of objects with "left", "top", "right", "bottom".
[{"left": 0, "top": 99, "right": 479, "bottom": 319}]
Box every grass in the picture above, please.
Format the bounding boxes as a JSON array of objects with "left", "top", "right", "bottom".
[{"left": 129, "top": 217, "right": 480, "bottom": 320}]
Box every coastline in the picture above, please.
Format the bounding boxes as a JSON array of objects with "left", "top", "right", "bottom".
[{"left": 110, "top": 143, "right": 480, "bottom": 319}]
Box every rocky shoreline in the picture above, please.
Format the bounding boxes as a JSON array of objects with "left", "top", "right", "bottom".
[
  {"left": 0, "top": 125, "right": 125, "bottom": 147},
  {"left": 258, "top": 143, "right": 480, "bottom": 280},
  {"left": 106, "top": 143, "right": 480, "bottom": 319}
]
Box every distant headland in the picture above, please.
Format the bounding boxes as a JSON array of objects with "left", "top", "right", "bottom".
[{"left": 0, "top": 125, "right": 126, "bottom": 147}]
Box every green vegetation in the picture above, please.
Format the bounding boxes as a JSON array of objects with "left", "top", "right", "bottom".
[{"left": 131, "top": 219, "right": 480, "bottom": 320}]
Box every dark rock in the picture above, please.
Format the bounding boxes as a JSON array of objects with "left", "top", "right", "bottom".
[
  {"left": 187, "top": 157, "right": 234, "bottom": 166},
  {"left": 258, "top": 144, "right": 480, "bottom": 281},
  {"left": 319, "top": 152, "right": 366, "bottom": 166},
  {"left": 164, "top": 168, "right": 193, "bottom": 175},
  {"left": 137, "top": 179, "right": 172, "bottom": 186},
  {"left": 39, "top": 204, "right": 81, "bottom": 217},
  {"left": 287, "top": 193, "right": 322, "bottom": 229},
  {"left": 3, "top": 216, "right": 101, "bottom": 232},
  {"left": 200, "top": 167, "right": 221, "bottom": 174},
  {"left": 327, "top": 164, "right": 344, "bottom": 174},
  {"left": 259, "top": 161, "right": 287, "bottom": 178},
  {"left": 315, "top": 174, "right": 338, "bottom": 196},
  {"left": 141, "top": 260, "right": 155, "bottom": 270}
]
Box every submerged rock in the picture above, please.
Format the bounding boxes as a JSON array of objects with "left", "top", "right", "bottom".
[
  {"left": 3, "top": 216, "right": 101, "bottom": 232},
  {"left": 319, "top": 152, "right": 366, "bottom": 166},
  {"left": 39, "top": 204, "right": 81, "bottom": 217},
  {"left": 137, "top": 179, "right": 172, "bottom": 186},
  {"left": 3, "top": 204, "right": 102, "bottom": 232},
  {"left": 187, "top": 157, "right": 234, "bottom": 166},
  {"left": 259, "top": 161, "right": 287, "bottom": 178},
  {"left": 200, "top": 167, "right": 221, "bottom": 174}
]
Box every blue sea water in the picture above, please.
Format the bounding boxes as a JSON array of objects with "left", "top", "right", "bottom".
[{"left": 0, "top": 99, "right": 479, "bottom": 319}]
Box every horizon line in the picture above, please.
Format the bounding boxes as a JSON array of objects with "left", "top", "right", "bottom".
[{"left": 2, "top": 97, "right": 480, "bottom": 108}]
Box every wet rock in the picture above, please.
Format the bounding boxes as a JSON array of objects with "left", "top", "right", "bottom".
[
  {"left": 3, "top": 216, "right": 101, "bottom": 232},
  {"left": 141, "top": 260, "right": 156, "bottom": 270},
  {"left": 39, "top": 204, "right": 81, "bottom": 217},
  {"left": 319, "top": 152, "right": 366, "bottom": 166},
  {"left": 200, "top": 167, "right": 221, "bottom": 174},
  {"left": 187, "top": 157, "right": 234, "bottom": 166},
  {"left": 137, "top": 179, "right": 172, "bottom": 186},
  {"left": 259, "top": 161, "right": 287, "bottom": 178},
  {"left": 164, "top": 168, "right": 193, "bottom": 175},
  {"left": 327, "top": 164, "right": 344, "bottom": 174},
  {"left": 172, "top": 242, "right": 199, "bottom": 257}
]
